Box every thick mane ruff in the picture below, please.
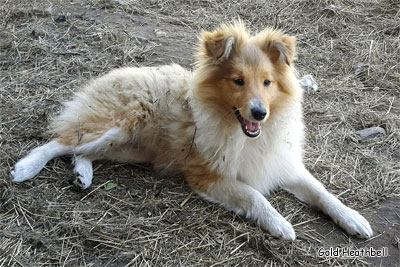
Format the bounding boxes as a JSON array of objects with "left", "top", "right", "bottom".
[{"left": 190, "top": 21, "right": 306, "bottom": 184}]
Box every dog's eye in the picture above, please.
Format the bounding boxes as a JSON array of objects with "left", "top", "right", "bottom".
[
  {"left": 264, "top": 80, "right": 271, "bottom": 87},
  {"left": 234, "top": 79, "right": 244, "bottom": 86}
]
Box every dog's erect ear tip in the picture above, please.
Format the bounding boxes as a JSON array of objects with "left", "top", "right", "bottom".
[
  {"left": 201, "top": 32, "right": 235, "bottom": 61},
  {"left": 275, "top": 37, "right": 296, "bottom": 65},
  {"left": 197, "top": 22, "right": 250, "bottom": 63},
  {"left": 256, "top": 30, "right": 296, "bottom": 65},
  {"left": 218, "top": 36, "right": 235, "bottom": 61}
]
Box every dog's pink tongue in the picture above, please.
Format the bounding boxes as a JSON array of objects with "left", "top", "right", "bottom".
[{"left": 245, "top": 120, "right": 260, "bottom": 132}]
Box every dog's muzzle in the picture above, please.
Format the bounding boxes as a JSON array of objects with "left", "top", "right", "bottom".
[{"left": 233, "top": 107, "right": 261, "bottom": 138}]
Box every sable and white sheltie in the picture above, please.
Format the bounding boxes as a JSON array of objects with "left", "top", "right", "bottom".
[{"left": 11, "top": 22, "right": 372, "bottom": 240}]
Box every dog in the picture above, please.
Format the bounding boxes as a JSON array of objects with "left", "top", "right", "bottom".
[{"left": 11, "top": 21, "right": 372, "bottom": 240}]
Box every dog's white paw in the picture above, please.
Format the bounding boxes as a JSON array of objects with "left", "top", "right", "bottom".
[
  {"left": 333, "top": 206, "right": 373, "bottom": 239},
  {"left": 73, "top": 175, "right": 92, "bottom": 190},
  {"left": 73, "top": 156, "right": 93, "bottom": 190},
  {"left": 11, "top": 156, "right": 44, "bottom": 182},
  {"left": 262, "top": 214, "right": 296, "bottom": 241}
]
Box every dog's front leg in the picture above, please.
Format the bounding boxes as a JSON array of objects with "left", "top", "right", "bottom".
[
  {"left": 283, "top": 166, "right": 373, "bottom": 239},
  {"left": 185, "top": 162, "right": 296, "bottom": 240}
]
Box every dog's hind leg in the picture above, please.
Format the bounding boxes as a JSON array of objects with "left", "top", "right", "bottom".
[
  {"left": 11, "top": 141, "right": 72, "bottom": 182},
  {"left": 12, "top": 127, "right": 131, "bottom": 184},
  {"left": 73, "top": 155, "right": 95, "bottom": 189},
  {"left": 72, "top": 127, "right": 130, "bottom": 156}
]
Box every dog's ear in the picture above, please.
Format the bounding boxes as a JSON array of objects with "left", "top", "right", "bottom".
[
  {"left": 196, "top": 22, "right": 249, "bottom": 65},
  {"left": 255, "top": 30, "right": 296, "bottom": 65},
  {"left": 200, "top": 31, "right": 235, "bottom": 61},
  {"left": 204, "top": 33, "right": 235, "bottom": 61}
]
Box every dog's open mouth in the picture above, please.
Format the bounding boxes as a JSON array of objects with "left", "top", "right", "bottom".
[{"left": 233, "top": 107, "right": 261, "bottom": 138}]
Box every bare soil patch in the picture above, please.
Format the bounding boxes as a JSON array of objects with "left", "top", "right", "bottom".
[{"left": 1, "top": 0, "right": 399, "bottom": 266}]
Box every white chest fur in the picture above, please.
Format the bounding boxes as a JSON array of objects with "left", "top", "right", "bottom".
[{"left": 193, "top": 103, "right": 305, "bottom": 196}]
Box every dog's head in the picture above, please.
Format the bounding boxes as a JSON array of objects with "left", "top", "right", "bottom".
[{"left": 194, "top": 21, "right": 300, "bottom": 138}]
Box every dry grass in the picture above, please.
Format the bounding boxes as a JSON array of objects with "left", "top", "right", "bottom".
[{"left": 1, "top": 0, "right": 399, "bottom": 266}]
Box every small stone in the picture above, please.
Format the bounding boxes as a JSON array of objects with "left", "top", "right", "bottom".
[
  {"left": 0, "top": 29, "right": 13, "bottom": 49},
  {"left": 30, "top": 28, "right": 46, "bottom": 39},
  {"left": 392, "top": 150, "right": 400, "bottom": 160},
  {"left": 360, "top": 150, "right": 373, "bottom": 157},
  {"left": 355, "top": 127, "right": 386, "bottom": 141},
  {"left": 154, "top": 29, "right": 167, "bottom": 37},
  {"left": 98, "top": 0, "right": 118, "bottom": 9},
  {"left": 45, "top": 6, "right": 54, "bottom": 15},
  {"left": 300, "top": 74, "right": 318, "bottom": 93},
  {"left": 327, "top": 4, "right": 342, "bottom": 10},
  {"left": 354, "top": 63, "right": 370, "bottom": 76},
  {"left": 55, "top": 15, "right": 66, "bottom": 23}
]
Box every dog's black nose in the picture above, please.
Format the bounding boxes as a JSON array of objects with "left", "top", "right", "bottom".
[{"left": 251, "top": 107, "right": 267, "bottom": 121}]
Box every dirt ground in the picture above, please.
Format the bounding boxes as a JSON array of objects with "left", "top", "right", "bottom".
[{"left": 1, "top": 0, "right": 399, "bottom": 266}]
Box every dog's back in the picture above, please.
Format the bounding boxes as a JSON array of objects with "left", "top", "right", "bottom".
[{"left": 51, "top": 64, "right": 193, "bottom": 148}]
